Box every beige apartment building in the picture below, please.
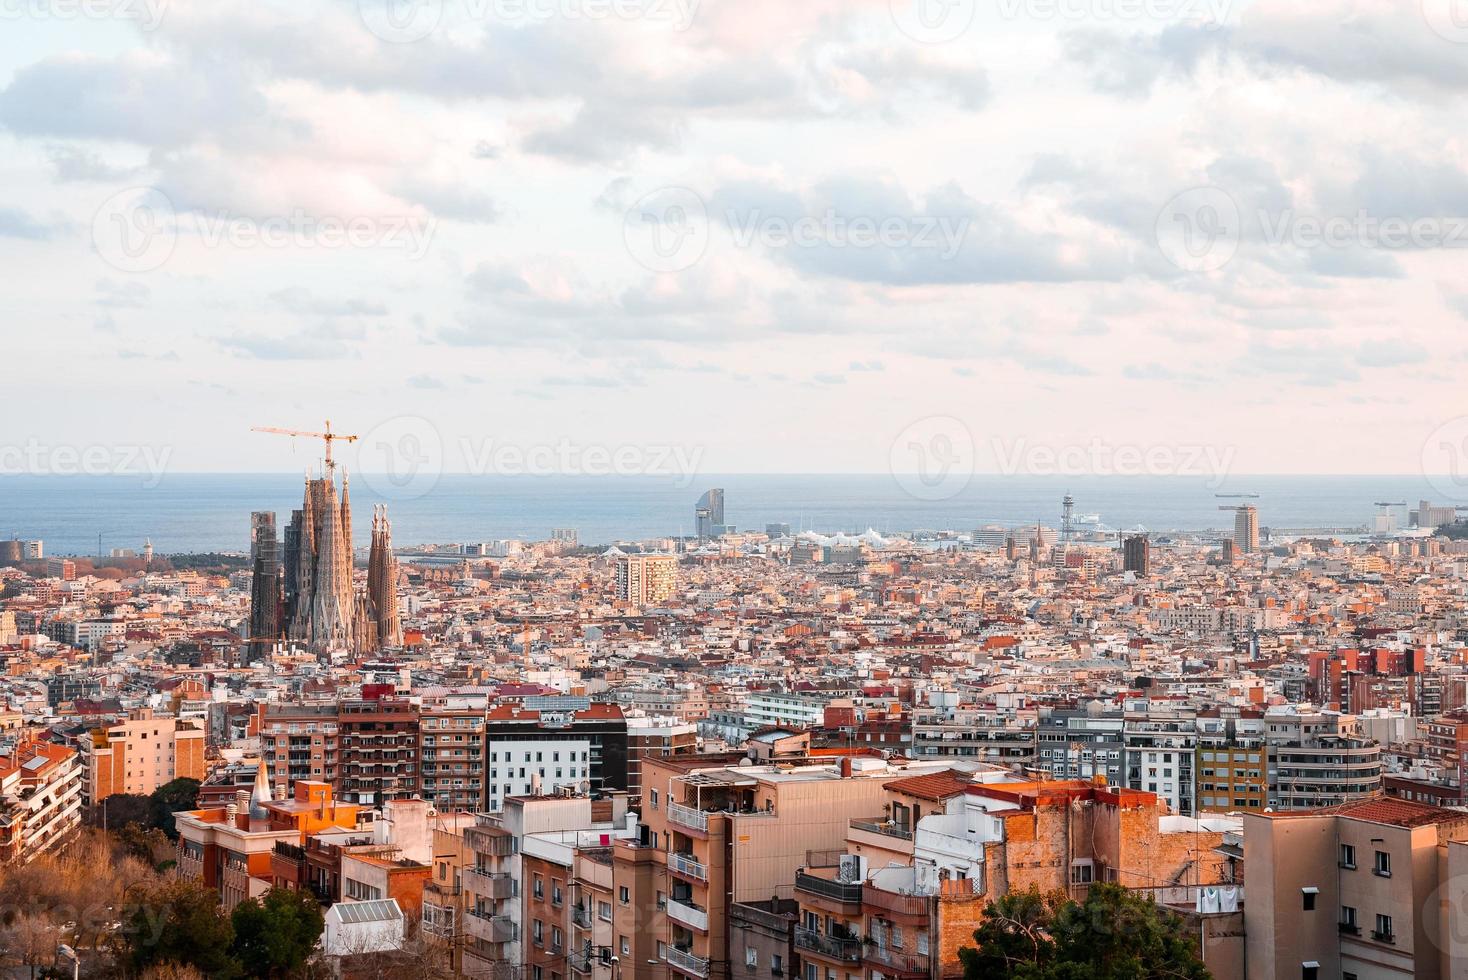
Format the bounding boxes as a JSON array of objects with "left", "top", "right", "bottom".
[
  {"left": 629, "top": 752, "right": 953, "bottom": 980},
  {"left": 1243, "top": 796, "right": 1468, "bottom": 980},
  {"left": 81, "top": 708, "right": 206, "bottom": 809}
]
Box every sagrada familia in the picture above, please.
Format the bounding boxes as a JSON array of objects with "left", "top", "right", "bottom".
[{"left": 248, "top": 467, "right": 402, "bottom": 655}]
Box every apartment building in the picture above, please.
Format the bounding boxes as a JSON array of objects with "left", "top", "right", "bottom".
[
  {"left": 421, "top": 704, "right": 487, "bottom": 812},
  {"left": 626, "top": 714, "right": 698, "bottom": 804},
  {"left": 80, "top": 708, "right": 206, "bottom": 809},
  {"left": 340, "top": 698, "right": 420, "bottom": 806},
  {"left": 1196, "top": 711, "right": 1269, "bottom": 813},
  {"left": 260, "top": 704, "right": 341, "bottom": 800},
  {"left": 1243, "top": 796, "right": 1468, "bottom": 980},
  {"left": 1034, "top": 707, "right": 1124, "bottom": 783},
  {"left": 1265, "top": 710, "right": 1382, "bottom": 810},
  {"left": 0, "top": 741, "right": 83, "bottom": 863},
  {"left": 910, "top": 706, "right": 1036, "bottom": 767},
  {"left": 1124, "top": 705, "right": 1198, "bottom": 817},
  {"left": 176, "top": 773, "right": 362, "bottom": 909},
  {"left": 632, "top": 753, "right": 967, "bottom": 980}
]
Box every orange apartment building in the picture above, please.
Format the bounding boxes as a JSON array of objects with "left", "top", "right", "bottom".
[
  {"left": 80, "top": 708, "right": 205, "bottom": 810},
  {"left": 175, "top": 768, "right": 362, "bottom": 909}
]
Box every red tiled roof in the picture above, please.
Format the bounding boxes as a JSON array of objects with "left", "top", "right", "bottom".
[
  {"left": 1317, "top": 795, "right": 1468, "bottom": 829},
  {"left": 883, "top": 769, "right": 973, "bottom": 802}
]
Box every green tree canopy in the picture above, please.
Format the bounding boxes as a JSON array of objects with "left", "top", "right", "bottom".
[
  {"left": 230, "top": 887, "right": 325, "bottom": 979},
  {"left": 150, "top": 777, "right": 202, "bottom": 838},
  {"left": 958, "top": 883, "right": 1212, "bottom": 980},
  {"left": 120, "top": 877, "right": 239, "bottom": 979}
]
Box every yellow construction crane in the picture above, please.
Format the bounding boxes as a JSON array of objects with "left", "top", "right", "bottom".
[{"left": 252, "top": 420, "right": 359, "bottom": 473}]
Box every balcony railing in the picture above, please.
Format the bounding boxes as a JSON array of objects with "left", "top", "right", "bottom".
[
  {"left": 464, "top": 907, "right": 519, "bottom": 944},
  {"left": 667, "top": 898, "right": 710, "bottom": 932},
  {"left": 669, "top": 852, "right": 709, "bottom": 881},
  {"left": 464, "top": 868, "right": 517, "bottom": 899},
  {"left": 668, "top": 803, "right": 709, "bottom": 833},
  {"left": 849, "top": 819, "right": 913, "bottom": 842},
  {"left": 794, "top": 928, "right": 862, "bottom": 963},
  {"left": 795, "top": 871, "right": 862, "bottom": 905},
  {"left": 864, "top": 944, "right": 929, "bottom": 974},
  {"left": 665, "top": 946, "right": 711, "bottom": 978},
  {"left": 572, "top": 905, "right": 593, "bottom": 928}
]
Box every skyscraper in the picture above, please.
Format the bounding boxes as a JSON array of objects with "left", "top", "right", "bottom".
[
  {"left": 1234, "top": 505, "right": 1259, "bottom": 554},
  {"left": 1122, "top": 534, "right": 1150, "bottom": 576},
  {"left": 695, "top": 488, "right": 725, "bottom": 541},
  {"left": 247, "top": 512, "right": 281, "bottom": 648},
  {"left": 615, "top": 554, "right": 678, "bottom": 605}
]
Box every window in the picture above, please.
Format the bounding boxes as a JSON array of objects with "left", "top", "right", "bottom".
[
  {"left": 553, "top": 882, "right": 563, "bottom": 906},
  {"left": 598, "top": 901, "right": 613, "bottom": 921},
  {"left": 747, "top": 948, "right": 759, "bottom": 968},
  {"left": 533, "top": 920, "right": 544, "bottom": 944},
  {"left": 771, "top": 954, "right": 783, "bottom": 976},
  {"left": 1339, "top": 844, "right": 1356, "bottom": 868},
  {"left": 621, "top": 937, "right": 631, "bottom": 956},
  {"left": 1301, "top": 887, "right": 1317, "bottom": 911},
  {"left": 1374, "top": 914, "right": 1394, "bottom": 942},
  {"left": 1374, "top": 851, "right": 1391, "bottom": 877},
  {"left": 619, "top": 886, "right": 630, "bottom": 905},
  {"left": 552, "top": 927, "right": 563, "bottom": 950},
  {"left": 1300, "top": 966, "right": 1317, "bottom": 980},
  {"left": 650, "top": 788, "right": 660, "bottom": 809}
]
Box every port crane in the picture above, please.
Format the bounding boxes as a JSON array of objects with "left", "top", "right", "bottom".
[{"left": 251, "top": 420, "right": 359, "bottom": 473}]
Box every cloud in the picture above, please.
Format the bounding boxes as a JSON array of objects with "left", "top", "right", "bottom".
[{"left": 0, "top": 208, "right": 56, "bottom": 240}]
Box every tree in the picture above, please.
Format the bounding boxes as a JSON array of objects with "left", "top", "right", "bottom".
[
  {"left": 150, "top": 778, "right": 201, "bottom": 839},
  {"left": 231, "top": 888, "right": 324, "bottom": 978},
  {"left": 120, "top": 877, "right": 240, "bottom": 979},
  {"left": 958, "top": 883, "right": 1212, "bottom": 980},
  {"left": 100, "top": 793, "right": 155, "bottom": 831}
]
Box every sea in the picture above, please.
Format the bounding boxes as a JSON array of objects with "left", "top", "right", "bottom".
[{"left": 0, "top": 474, "right": 1456, "bottom": 556}]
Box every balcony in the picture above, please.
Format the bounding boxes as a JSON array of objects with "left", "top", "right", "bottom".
[
  {"left": 669, "top": 852, "right": 709, "bottom": 882},
  {"left": 572, "top": 905, "right": 593, "bottom": 928},
  {"left": 794, "top": 928, "right": 862, "bottom": 963},
  {"left": 464, "top": 907, "right": 519, "bottom": 944},
  {"left": 464, "top": 867, "right": 517, "bottom": 899},
  {"left": 667, "top": 898, "right": 710, "bottom": 932},
  {"left": 668, "top": 803, "right": 709, "bottom": 834},
  {"left": 795, "top": 870, "right": 863, "bottom": 906},
  {"left": 849, "top": 818, "right": 913, "bottom": 842},
  {"left": 863, "top": 944, "right": 929, "bottom": 975},
  {"left": 665, "top": 945, "right": 711, "bottom": 978}
]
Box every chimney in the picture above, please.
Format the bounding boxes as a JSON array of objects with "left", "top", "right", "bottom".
[{"left": 840, "top": 757, "right": 853, "bottom": 778}]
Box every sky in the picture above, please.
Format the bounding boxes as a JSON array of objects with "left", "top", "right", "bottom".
[{"left": 3, "top": 0, "right": 1468, "bottom": 481}]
